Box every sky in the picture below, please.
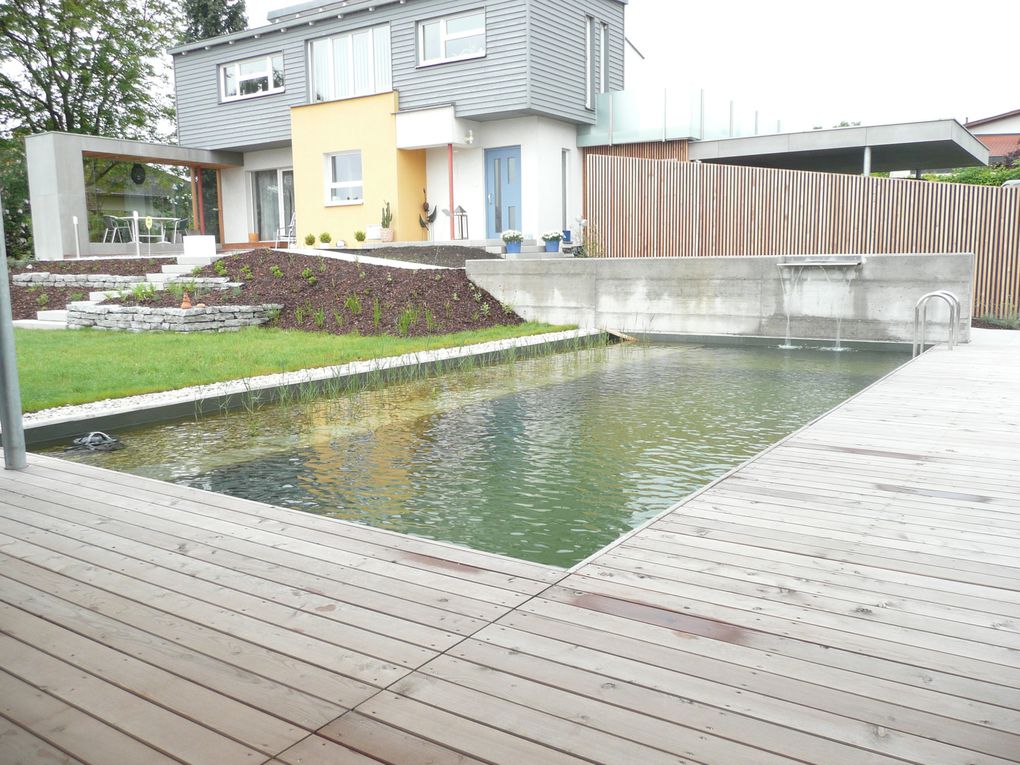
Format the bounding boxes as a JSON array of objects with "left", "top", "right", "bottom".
[{"left": 242, "top": 0, "right": 1017, "bottom": 131}]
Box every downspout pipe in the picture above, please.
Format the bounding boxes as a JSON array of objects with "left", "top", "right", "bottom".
[
  {"left": 448, "top": 143, "right": 455, "bottom": 241},
  {"left": 0, "top": 191, "right": 27, "bottom": 470}
]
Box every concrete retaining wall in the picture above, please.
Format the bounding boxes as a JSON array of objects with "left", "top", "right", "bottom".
[
  {"left": 67, "top": 302, "right": 283, "bottom": 332},
  {"left": 466, "top": 253, "right": 974, "bottom": 344}
]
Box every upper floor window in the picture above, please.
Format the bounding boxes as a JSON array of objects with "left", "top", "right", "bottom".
[
  {"left": 584, "top": 17, "right": 595, "bottom": 109},
  {"left": 418, "top": 10, "right": 485, "bottom": 66},
  {"left": 221, "top": 54, "right": 285, "bottom": 102},
  {"left": 599, "top": 23, "right": 609, "bottom": 94},
  {"left": 309, "top": 24, "right": 391, "bottom": 103}
]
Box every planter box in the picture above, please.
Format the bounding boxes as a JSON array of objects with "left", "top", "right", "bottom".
[
  {"left": 505, "top": 241, "right": 522, "bottom": 254},
  {"left": 183, "top": 235, "right": 216, "bottom": 258},
  {"left": 544, "top": 240, "right": 560, "bottom": 253}
]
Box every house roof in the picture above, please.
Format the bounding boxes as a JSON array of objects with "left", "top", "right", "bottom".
[
  {"left": 965, "top": 108, "right": 1020, "bottom": 129},
  {"left": 975, "top": 133, "right": 1020, "bottom": 158},
  {"left": 171, "top": 0, "right": 628, "bottom": 53}
]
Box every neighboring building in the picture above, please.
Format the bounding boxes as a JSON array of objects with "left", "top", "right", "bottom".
[
  {"left": 965, "top": 109, "right": 1020, "bottom": 164},
  {"left": 173, "top": 0, "right": 626, "bottom": 245}
]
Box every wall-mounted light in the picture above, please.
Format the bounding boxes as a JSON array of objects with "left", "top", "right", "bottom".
[{"left": 464, "top": 130, "right": 475, "bottom": 145}]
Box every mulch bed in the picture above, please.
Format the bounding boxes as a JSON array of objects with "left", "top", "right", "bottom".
[
  {"left": 9, "top": 285, "right": 91, "bottom": 320},
  {"left": 9, "top": 257, "right": 171, "bottom": 276},
  {"left": 109, "top": 249, "right": 523, "bottom": 336},
  {"left": 344, "top": 245, "right": 501, "bottom": 269},
  {"left": 971, "top": 318, "right": 1018, "bottom": 330}
]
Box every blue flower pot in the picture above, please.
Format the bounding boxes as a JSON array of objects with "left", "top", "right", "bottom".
[
  {"left": 505, "top": 241, "right": 521, "bottom": 254},
  {"left": 545, "top": 240, "right": 560, "bottom": 253}
]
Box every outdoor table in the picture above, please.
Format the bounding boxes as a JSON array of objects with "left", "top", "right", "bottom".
[{"left": 110, "top": 215, "right": 182, "bottom": 244}]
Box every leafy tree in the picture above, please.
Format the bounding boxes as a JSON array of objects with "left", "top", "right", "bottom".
[
  {"left": 925, "top": 159, "right": 1020, "bottom": 186},
  {"left": 0, "top": 0, "right": 181, "bottom": 258},
  {"left": 183, "top": 0, "right": 248, "bottom": 44}
]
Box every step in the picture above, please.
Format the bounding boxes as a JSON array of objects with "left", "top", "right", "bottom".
[
  {"left": 175, "top": 255, "right": 220, "bottom": 266},
  {"left": 36, "top": 310, "right": 68, "bottom": 322},
  {"left": 162, "top": 263, "right": 202, "bottom": 274},
  {"left": 13, "top": 319, "right": 75, "bottom": 330}
]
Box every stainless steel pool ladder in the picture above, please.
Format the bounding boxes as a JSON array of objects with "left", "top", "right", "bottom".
[{"left": 912, "top": 291, "right": 960, "bottom": 358}]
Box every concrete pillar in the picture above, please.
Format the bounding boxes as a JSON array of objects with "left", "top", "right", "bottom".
[
  {"left": 0, "top": 192, "right": 27, "bottom": 470},
  {"left": 863, "top": 146, "right": 872, "bottom": 176}
]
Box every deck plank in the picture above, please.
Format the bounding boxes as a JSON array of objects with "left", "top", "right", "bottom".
[{"left": 1, "top": 332, "right": 1018, "bottom": 763}]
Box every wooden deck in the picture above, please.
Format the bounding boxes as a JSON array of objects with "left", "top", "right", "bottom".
[{"left": 2, "top": 330, "right": 1018, "bottom": 764}]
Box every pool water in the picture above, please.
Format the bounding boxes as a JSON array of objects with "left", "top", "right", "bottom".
[{"left": 46, "top": 343, "right": 906, "bottom": 567}]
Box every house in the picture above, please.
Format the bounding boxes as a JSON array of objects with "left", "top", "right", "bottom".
[
  {"left": 172, "top": 0, "right": 626, "bottom": 245},
  {"left": 965, "top": 109, "right": 1020, "bottom": 165},
  {"left": 25, "top": 0, "right": 626, "bottom": 259}
]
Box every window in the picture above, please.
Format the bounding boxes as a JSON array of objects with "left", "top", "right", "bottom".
[
  {"left": 418, "top": 10, "right": 485, "bottom": 66},
  {"left": 584, "top": 17, "right": 595, "bottom": 109},
  {"left": 325, "top": 151, "right": 363, "bottom": 204},
  {"left": 309, "top": 25, "right": 391, "bottom": 103},
  {"left": 221, "top": 54, "right": 284, "bottom": 101},
  {"left": 599, "top": 23, "right": 609, "bottom": 94}
]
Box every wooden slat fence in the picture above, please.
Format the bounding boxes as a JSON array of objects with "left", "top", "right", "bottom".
[{"left": 585, "top": 155, "right": 1020, "bottom": 317}]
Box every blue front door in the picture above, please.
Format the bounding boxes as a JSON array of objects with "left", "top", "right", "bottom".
[{"left": 485, "top": 146, "right": 522, "bottom": 239}]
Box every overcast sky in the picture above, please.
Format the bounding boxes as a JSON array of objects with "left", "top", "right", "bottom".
[{"left": 243, "top": 0, "right": 1016, "bottom": 131}]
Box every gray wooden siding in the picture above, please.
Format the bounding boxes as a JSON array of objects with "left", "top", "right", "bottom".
[
  {"left": 174, "top": 0, "right": 623, "bottom": 150},
  {"left": 391, "top": 0, "right": 530, "bottom": 118},
  {"left": 527, "top": 0, "right": 624, "bottom": 125}
]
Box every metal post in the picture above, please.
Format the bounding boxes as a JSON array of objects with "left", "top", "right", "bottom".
[
  {"left": 862, "top": 146, "right": 872, "bottom": 176},
  {"left": 0, "top": 192, "right": 27, "bottom": 470}
]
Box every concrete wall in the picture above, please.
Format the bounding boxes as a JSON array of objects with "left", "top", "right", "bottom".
[{"left": 466, "top": 253, "right": 974, "bottom": 344}]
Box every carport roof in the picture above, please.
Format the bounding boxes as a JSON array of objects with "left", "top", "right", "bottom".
[{"left": 687, "top": 119, "right": 988, "bottom": 173}]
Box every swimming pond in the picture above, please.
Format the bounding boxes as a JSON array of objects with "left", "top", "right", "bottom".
[{"left": 46, "top": 343, "right": 907, "bottom": 567}]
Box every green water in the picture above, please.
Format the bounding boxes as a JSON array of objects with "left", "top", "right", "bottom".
[{"left": 46, "top": 343, "right": 906, "bottom": 566}]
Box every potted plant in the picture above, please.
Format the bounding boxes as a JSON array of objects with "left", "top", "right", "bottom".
[
  {"left": 542, "top": 230, "right": 562, "bottom": 253},
  {"left": 501, "top": 229, "right": 523, "bottom": 254},
  {"left": 303, "top": 233, "right": 316, "bottom": 247},
  {"left": 380, "top": 201, "right": 394, "bottom": 242},
  {"left": 354, "top": 230, "right": 366, "bottom": 248},
  {"left": 318, "top": 232, "right": 332, "bottom": 249}
]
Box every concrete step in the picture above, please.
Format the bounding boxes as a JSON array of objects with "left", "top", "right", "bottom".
[
  {"left": 36, "top": 310, "right": 67, "bottom": 322},
  {"left": 161, "top": 263, "right": 202, "bottom": 274},
  {"left": 13, "top": 319, "right": 73, "bottom": 330},
  {"left": 175, "top": 255, "right": 220, "bottom": 266}
]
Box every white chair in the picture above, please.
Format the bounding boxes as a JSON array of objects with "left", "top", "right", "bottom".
[{"left": 275, "top": 213, "right": 296, "bottom": 248}]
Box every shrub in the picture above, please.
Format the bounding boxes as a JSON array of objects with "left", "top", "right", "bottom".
[
  {"left": 269, "top": 265, "right": 284, "bottom": 278},
  {"left": 354, "top": 230, "right": 366, "bottom": 242},
  {"left": 213, "top": 260, "right": 228, "bottom": 276},
  {"left": 240, "top": 265, "right": 254, "bottom": 280},
  {"left": 344, "top": 293, "right": 362, "bottom": 314},
  {"left": 319, "top": 232, "right": 332, "bottom": 244},
  {"left": 303, "top": 233, "right": 316, "bottom": 246},
  {"left": 35, "top": 292, "right": 49, "bottom": 307}
]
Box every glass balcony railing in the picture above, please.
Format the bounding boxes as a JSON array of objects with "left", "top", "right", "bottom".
[{"left": 577, "top": 88, "right": 785, "bottom": 147}]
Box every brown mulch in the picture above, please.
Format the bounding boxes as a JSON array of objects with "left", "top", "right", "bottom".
[
  {"left": 9, "top": 257, "right": 171, "bottom": 276},
  {"left": 972, "top": 318, "right": 1018, "bottom": 330},
  {"left": 9, "top": 285, "right": 91, "bottom": 320},
  {"left": 110, "top": 249, "right": 523, "bottom": 336},
  {"left": 345, "top": 245, "right": 501, "bottom": 269}
]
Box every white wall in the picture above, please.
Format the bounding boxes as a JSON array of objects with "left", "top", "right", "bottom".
[
  {"left": 424, "top": 116, "right": 582, "bottom": 242},
  {"left": 969, "top": 113, "right": 1020, "bottom": 134},
  {"left": 221, "top": 145, "right": 293, "bottom": 243}
]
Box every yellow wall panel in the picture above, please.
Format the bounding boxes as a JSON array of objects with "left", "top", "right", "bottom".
[{"left": 290, "top": 91, "right": 425, "bottom": 245}]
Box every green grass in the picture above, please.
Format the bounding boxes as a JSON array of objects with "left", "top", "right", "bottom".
[{"left": 15, "top": 324, "right": 572, "bottom": 413}]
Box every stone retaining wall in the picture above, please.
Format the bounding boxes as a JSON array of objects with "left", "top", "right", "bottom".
[
  {"left": 66, "top": 302, "right": 282, "bottom": 332},
  {"left": 13, "top": 273, "right": 234, "bottom": 290}
]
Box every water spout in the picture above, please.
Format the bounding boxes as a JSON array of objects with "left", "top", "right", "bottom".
[{"left": 776, "top": 256, "right": 862, "bottom": 350}]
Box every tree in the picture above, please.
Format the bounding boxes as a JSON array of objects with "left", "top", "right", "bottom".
[
  {"left": 0, "top": 0, "right": 181, "bottom": 258},
  {"left": 183, "top": 0, "right": 248, "bottom": 44}
]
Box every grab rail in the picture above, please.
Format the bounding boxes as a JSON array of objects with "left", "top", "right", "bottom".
[{"left": 913, "top": 291, "right": 960, "bottom": 358}]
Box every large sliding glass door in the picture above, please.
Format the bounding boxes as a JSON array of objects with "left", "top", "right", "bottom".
[{"left": 252, "top": 168, "right": 294, "bottom": 241}]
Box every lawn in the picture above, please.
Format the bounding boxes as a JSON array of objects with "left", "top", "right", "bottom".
[{"left": 15, "top": 324, "right": 570, "bottom": 413}]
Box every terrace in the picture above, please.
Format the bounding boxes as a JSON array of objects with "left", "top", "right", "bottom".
[{"left": 1, "top": 329, "right": 1017, "bottom": 763}]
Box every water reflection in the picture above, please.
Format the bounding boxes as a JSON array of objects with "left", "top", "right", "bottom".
[{"left": 46, "top": 344, "right": 905, "bottom": 566}]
